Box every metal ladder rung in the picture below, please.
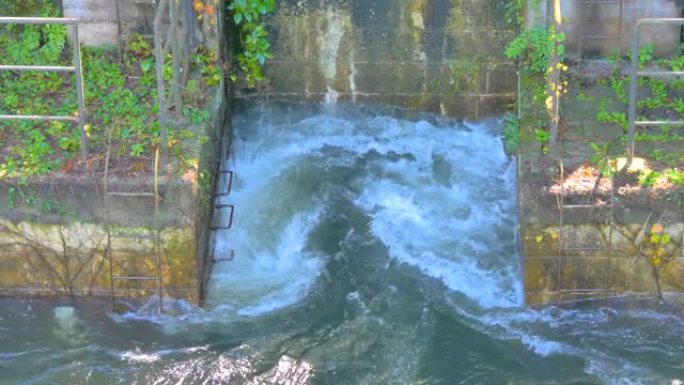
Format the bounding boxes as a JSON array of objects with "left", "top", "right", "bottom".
[
  {"left": 636, "top": 71, "right": 684, "bottom": 77},
  {"left": 112, "top": 232, "right": 155, "bottom": 240},
  {"left": 121, "top": 33, "right": 155, "bottom": 39},
  {"left": 635, "top": 120, "right": 684, "bottom": 127},
  {"left": 211, "top": 204, "right": 234, "bottom": 230},
  {"left": 561, "top": 204, "right": 609, "bottom": 208},
  {"left": 580, "top": 35, "right": 621, "bottom": 40},
  {"left": 559, "top": 289, "right": 610, "bottom": 293},
  {"left": 216, "top": 170, "right": 233, "bottom": 196},
  {"left": 112, "top": 276, "right": 161, "bottom": 281},
  {"left": 106, "top": 191, "right": 156, "bottom": 197},
  {"left": 212, "top": 249, "right": 235, "bottom": 263},
  {"left": 109, "top": 288, "right": 160, "bottom": 293},
  {"left": 582, "top": 0, "right": 621, "bottom": 3},
  {"left": 559, "top": 247, "right": 612, "bottom": 251}
]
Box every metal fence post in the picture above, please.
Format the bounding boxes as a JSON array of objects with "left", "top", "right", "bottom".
[
  {"left": 624, "top": 18, "right": 684, "bottom": 172},
  {"left": 154, "top": 0, "right": 169, "bottom": 163},
  {"left": 72, "top": 23, "right": 88, "bottom": 159}
]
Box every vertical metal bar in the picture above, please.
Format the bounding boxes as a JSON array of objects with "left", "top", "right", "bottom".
[
  {"left": 625, "top": 22, "right": 640, "bottom": 170},
  {"left": 104, "top": 134, "right": 115, "bottom": 312},
  {"left": 169, "top": 0, "right": 182, "bottom": 115},
  {"left": 548, "top": 0, "right": 562, "bottom": 159},
  {"left": 154, "top": 148, "right": 163, "bottom": 313},
  {"left": 617, "top": 0, "right": 623, "bottom": 56},
  {"left": 557, "top": 161, "right": 564, "bottom": 296},
  {"left": 608, "top": 173, "right": 614, "bottom": 257},
  {"left": 115, "top": 0, "right": 124, "bottom": 64},
  {"left": 578, "top": 1, "right": 584, "bottom": 68},
  {"left": 154, "top": 0, "right": 169, "bottom": 163},
  {"left": 72, "top": 23, "right": 88, "bottom": 159}
]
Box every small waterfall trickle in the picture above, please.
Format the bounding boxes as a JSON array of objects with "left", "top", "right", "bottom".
[
  {"left": 348, "top": 49, "right": 358, "bottom": 103},
  {"left": 318, "top": 10, "right": 348, "bottom": 103}
]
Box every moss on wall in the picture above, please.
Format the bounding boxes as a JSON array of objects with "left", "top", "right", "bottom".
[{"left": 0, "top": 219, "right": 197, "bottom": 300}]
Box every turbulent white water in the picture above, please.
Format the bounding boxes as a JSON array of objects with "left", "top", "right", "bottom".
[
  {"left": 208, "top": 106, "right": 521, "bottom": 317},
  {"left": 199, "top": 105, "right": 684, "bottom": 385}
]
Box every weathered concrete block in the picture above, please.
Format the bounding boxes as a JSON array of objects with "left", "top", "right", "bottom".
[
  {"left": 486, "top": 64, "right": 516, "bottom": 94},
  {"left": 63, "top": 0, "right": 152, "bottom": 47},
  {"left": 537, "top": 0, "right": 683, "bottom": 57},
  {"left": 434, "top": 94, "right": 479, "bottom": 119},
  {"left": 251, "top": 0, "right": 516, "bottom": 117},
  {"left": 0, "top": 220, "right": 197, "bottom": 299}
]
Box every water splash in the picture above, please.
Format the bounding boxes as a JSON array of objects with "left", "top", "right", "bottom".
[{"left": 208, "top": 106, "right": 521, "bottom": 315}]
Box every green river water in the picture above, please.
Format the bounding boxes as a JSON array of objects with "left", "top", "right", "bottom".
[{"left": 1, "top": 104, "right": 683, "bottom": 385}]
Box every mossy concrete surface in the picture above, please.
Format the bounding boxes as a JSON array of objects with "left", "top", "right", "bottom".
[
  {"left": 0, "top": 219, "right": 196, "bottom": 299},
  {"left": 240, "top": 0, "right": 516, "bottom": 119},
  {"left": 518, "top": 66, "right": 684, "bottom": 305},
  {"left": 0, "top": 178, "right": 199, "bottom": 301}
]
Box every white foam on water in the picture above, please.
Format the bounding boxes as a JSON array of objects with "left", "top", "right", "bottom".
[
  {"left": 210, "top": 209, "right": 325, "bottom": 318},
  {"left": 53, "top": 306, "right": 77, "bottom": 330},
  {"left": 207, "top": 111, "right": 522, "bottom": 318},
  {"left": 353, "top": 119, "right": 521, "bottom": 308},
  {"left": 121, "top": 348, "right": 161, "bottom": 363}
]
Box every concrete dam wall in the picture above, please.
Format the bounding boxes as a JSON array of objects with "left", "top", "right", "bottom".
[{"left": 241, "top": 0, "right": 517, "bottom": 119}]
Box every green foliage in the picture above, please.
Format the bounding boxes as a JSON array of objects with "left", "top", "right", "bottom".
[
  {"left": 575, "top": 90, "right": 593, "bottom": 102},
  {"left": 589, "top": 142, "right": 614, "bottom": 176},
  {"left": 228, "top": 0, "right": 276, "bottom": 87},
  {"left": 638, "top": 170, "right": 662, "bottom": 187},
  {"left": 595, "top": 100, "right": 627, "bottom": 128},
  {"left": 534, "top": 128, "right": 550, "bottom": 153},
  {"left": 0, "top": 28, "right": 210, "bottom": 179},
  {"left": 0, "top": 0, "right": 69, "bottom": 179},
  {"left": 506, "top": 25, "right": 565, "bottom": 75},
  {"left": 609, "top": 73, "right": 627, "bottom": 104},
  {"left": 642, "top": 222, "right": 671, "bottom": 270},
  {"left": 638, "top": 78, "right": 668, "bottom": 110},
  {"left": 0, "top": 2, "right": 64, "bottom": 66},
  {"left": 502, "top": 113, "right": 520, "bottom": 155},
  {"left": 128, "top": 33, "right": 152, "bottom": 57},
  {"left": 665, "top": 169, "right": 684, "bottom": 185},
  {"left": 638, "top": 44, "right": 654, "bottom": 68},
  {"left": 506, "top": 26, "right": 550, "bottom": 74},
  {"left": 504, "top": 0, "right": 524, "bottom": 29},
  {"left": 449, "top": 58, "right": 481, "bottom": 93},
  {"left": 633, "top": 124, "right": 684, "bottom": 143},
  {"left": 192, "top": 46, "right": 222, "bottom": 86}
]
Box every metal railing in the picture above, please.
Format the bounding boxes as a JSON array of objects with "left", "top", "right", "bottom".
[
  {"left": 625, "top": 18, "right": 684, "bottom": 170},
  {"left": 0, "top": 17, "right": 88, "bottom": 158}
]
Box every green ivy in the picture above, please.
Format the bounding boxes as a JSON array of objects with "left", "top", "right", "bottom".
[
  {"left": 505, "top": 26, "right": 564, "bottom": 75},
  {"left": 228, "top": 0, "right": 276, "bottom": 87}
]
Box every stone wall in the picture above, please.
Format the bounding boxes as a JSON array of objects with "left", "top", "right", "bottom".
[
  {"left": 62, "top": 0, "right": 156, "bottom": 46},
  {"left": 530, "top": 0, "right": 684, "bottom": 57},
  {"left": 241, "top": 0, "right": 517, "bottom": 119},
  {"left": 520, "top": 198, "right": 684, "bottom": 304},
  {"left": 62, "top": 0, "right": 218, "bottom": 50},
  {"left": 0, "top": 178, "right": 199, "bottom": 301}
]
